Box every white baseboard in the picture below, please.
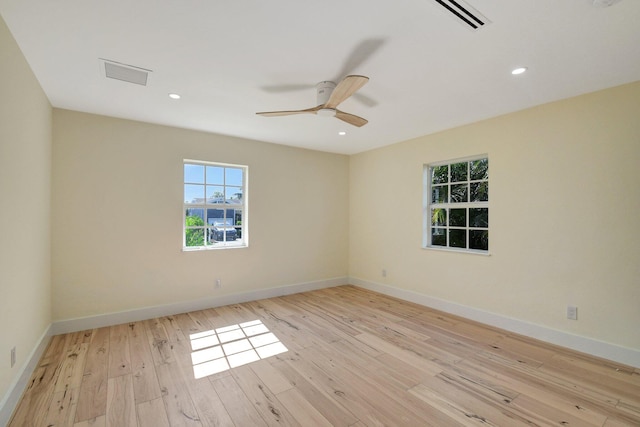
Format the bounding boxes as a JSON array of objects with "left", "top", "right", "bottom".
[
  {"left": 51, "top": 276, "right": 347, "bottom": 335},
  {"left": 350, "top": 277, "right": 640, "bottom": 369},
  {"left": 0, "top": 324, "right": 52, "bottom": 426}
]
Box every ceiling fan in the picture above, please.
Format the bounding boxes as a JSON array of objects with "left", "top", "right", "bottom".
[{"left": 256, "top": 75, "right": 370, "bottom": 127}]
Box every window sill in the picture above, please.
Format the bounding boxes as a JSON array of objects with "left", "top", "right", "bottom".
[
  {"left": 423, "top": 246, "right": 491, "bottom": 256},
  {"left": 183, "top": 243, "right": 248, "bottom": 252}
]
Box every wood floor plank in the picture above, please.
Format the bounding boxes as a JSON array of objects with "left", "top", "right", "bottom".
[
  {"left": 127, "top": 321, "right": 162, "bottom": 403},
  {"left": 277, "top": 353, "right": 387, "bottom": 426},
  {"left": 249, "top": 358, "right": 293, "bottom": 395},
  {"left": 469, "top": 350, "right": 640, "bottom": 425},
  {"left": 155, "top": 362, "right": 202, "bottom": 426},
  {"left": 10, "top": 285, "right": 640, "bottom": 426},
  {"left": 186, "top": 377, "right": 235, "bottom": 427},
  {"left": 54, "top": 332, "right": 90, "bottom": 393},
  {"left": 55, "top": 343, "right": 89, "bottom": 394},
  {"left": 136, "top": 398, "right": 170, "bottom": 427},
  {"left": 42, "top": 387, "right": 78, "bottom": 427},
  {"left": 74, "top": 415, "right": 106, "bottom": 427},
  {"left": 210, "top": 375, "right": 268, "bottom": 427},
  {"left": 144, "top": 317, "right": 174, "bottom": 366},
  {"left": 305, "top": 343, "right": 457, "bottom": 426},
  {"left": 108, "top": 323, "right": 131, "bottom": 378},
  {"left": 9, "top": 334, "right": 70, "bottom": 426},
  {"left": 74, "top": 327, "right": 110, "bottom": 423},
  {"left": 230, "top": 364, "right": 300, "bottom": 426},
  {"left": 275, "top": 388, "right": 334, "bottom": 427},
  {"left": 161, "top": 315, "right": 189, "bottom": 344},
  {"left": 105, "top": 374, "right": 137, "bottom": 427},
  {"left": 186, "top": 309, "right": 216, "bottom": 333},
  {"left": 454, "top": 356, "right": 611, "bottom": 425},
  {"left": 410, "top": 382, "right": 507, "bottom": 426},
  {"left": 354, "top": 331, "right": 443, "bottom": 376},
  {"left": 507, "top": 393, "right": 603, "bottom": 426},
  {"left": 270, "top": 359, "right": 359, "bottom": 427}
]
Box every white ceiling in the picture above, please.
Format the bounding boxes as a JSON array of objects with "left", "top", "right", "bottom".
[{"left": 1, "top": 0, "right": 639, "bottom": 155}]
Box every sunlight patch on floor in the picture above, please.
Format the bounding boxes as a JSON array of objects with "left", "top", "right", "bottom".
[{"left": 190, "top": 319, "right": 288, "bottom": 379}]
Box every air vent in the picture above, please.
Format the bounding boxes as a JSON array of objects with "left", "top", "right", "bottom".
[
  {"left": 433, "top": 0, "right": 490, "bottom": 30},
  {"left": 101, "top": 59, "right": 151, "bottom": 86}
]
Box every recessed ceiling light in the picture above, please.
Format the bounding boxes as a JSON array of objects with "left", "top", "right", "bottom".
[
  {"left": 511, "top": 67, "right": 528, "bottom": 75},
  {"left": 338, "top": 131, "right": 346, "bottom": 136},
  {"left": 168, "top": 93, "right": 181, "bottom": 99}
]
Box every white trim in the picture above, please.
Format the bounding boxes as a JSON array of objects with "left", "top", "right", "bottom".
[
  {"left": 51, "top": 277, "right": 347, "bottom": 335},
  {"left": 428, "top": 153, "right": 489, "bottom": 167},
  {"left": 350, "top": 276, "right": 640, "bottom": 369},
  {"left": 0, "top": 325, "right": 52, "bottom": 426}
]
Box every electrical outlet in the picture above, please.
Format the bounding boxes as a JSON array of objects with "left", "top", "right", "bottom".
[
  {"left": 567, "top": 306, "right": 578, "bottom": 320},
  {"left": 382, "top": 269, "right": 387, "bottom": 278},
  {"left": 11, "top": 347, "right": 16, "bottom": 368},
  {"left": 215, "top": 278, "right": 222, "bottom": 289}
]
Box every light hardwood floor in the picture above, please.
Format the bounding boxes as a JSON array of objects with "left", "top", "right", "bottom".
[{"left": 8, "top": 285, "right": 640, "bottom": 426}]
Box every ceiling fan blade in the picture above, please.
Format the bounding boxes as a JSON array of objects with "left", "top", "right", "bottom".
[
  {"left": 335, "top": 110, "right": 368, "bottom": 127},
  {"left": 352, "top": 92, "right": 378, "bottom": 107},
  {"left": 256, "top": 106, "right": 321, "bottom": 117},
  {"left": 325, "top": 75, "right": 369, "bottom": 109},
  {"left": 336, "top": 38, "right": 386, "bottom": 79}
]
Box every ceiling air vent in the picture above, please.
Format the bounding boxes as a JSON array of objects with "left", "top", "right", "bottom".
[
  {"left": 101, "top": 59, "right": 151, "bottom": 86},
  {"left": 432, "top": 0, "right": 490, "bottom": 30}
]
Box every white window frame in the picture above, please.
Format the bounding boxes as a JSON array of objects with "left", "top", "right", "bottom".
[
  {"left": 183, "top": 159, "right": 248, "bottom": 251},
  {"left": 423, "top": 155, "right": 489, "bottom": 254}
]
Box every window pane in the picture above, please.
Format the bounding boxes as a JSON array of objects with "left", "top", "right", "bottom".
[
  {"left": 185, "top": 184, "right": 204, "bottom": 204},
  {"left": 208, "top": 208, "right": 237, "bottom": 242},
  {"left": 451, "top": 162, "right": 468, "bottom": 182},
  {"left": 226, "top": 186, "right": 243, "bottom": 204},
  {"left": 470, "top": 158, "right": 488, "bottom": 181},
  {"left": 206, "top": 186, "right": 225, "bottom": 203},
  {"left": 449, "top": 209, "right": 466, "bottom": 227},
  {"left": 449, "top": 229, "right": 466, "bottom": 248},
  {"left": 206, "top": 166, "right": 224, "bottom": 185},
  {"left": 225, "top": 168, "right": 243, "bottom": 186},
  {"left": 431, "top": 208, "right": 447, "bottom": 227},
  {"left": 432, "top": 228, "right": 446, "bottom": 246},
  {"left": 470, "top": 182, "right": 488, "bottom": 202},
  {"left": 185, "top": 208, "right": 204, "bottom": 225},
  {"left": 234, "top": 209, "right": 243, "bottom": 239},
  {"left": 207, "top": 209, "right": 226, "bottom": 225},
  {"left": 450, "top": 184, "right": 468, "bottom": 203},
  {"left": 431, "top": 185, "right": 448, "bottom": 204},
  {"left": 470, "top": 230, "right": 488, "bottom": 250},
  {"left": 431, "top": 165, "right": 449, "bottom": 184},
  {"left": 184, "top": 164, "right": 204, "bottom": 184},
  {"left": 185, "top": 228, "right": 205, "bottom": 247},
  {"left": 469, "top": 208, "right": 488, "bottom": 228}
]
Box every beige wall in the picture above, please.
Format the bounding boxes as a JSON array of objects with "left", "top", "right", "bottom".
[
  {"left": 2, "top": 4, "right": 638, "bottom": 407},
  {"left": 349, "top": 81, "right": 640, "bottom": 351},
  {"left": 52, "top": 110, "right": 349, "bottom": 320},
  {"left": 0, "top": 16, "right": 52, "bottom": 402}
]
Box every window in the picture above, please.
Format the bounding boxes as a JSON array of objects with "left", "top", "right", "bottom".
[
  {"left": 183, "top": 160, "right": 247, "bottom": 249},
  {"left": 424, "top": 156, "right": 488, "bottom": 252}
]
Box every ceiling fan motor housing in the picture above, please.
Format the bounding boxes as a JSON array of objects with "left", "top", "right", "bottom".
[{"left": 316, "top": 81, "right": 336, "bottom": 105}]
